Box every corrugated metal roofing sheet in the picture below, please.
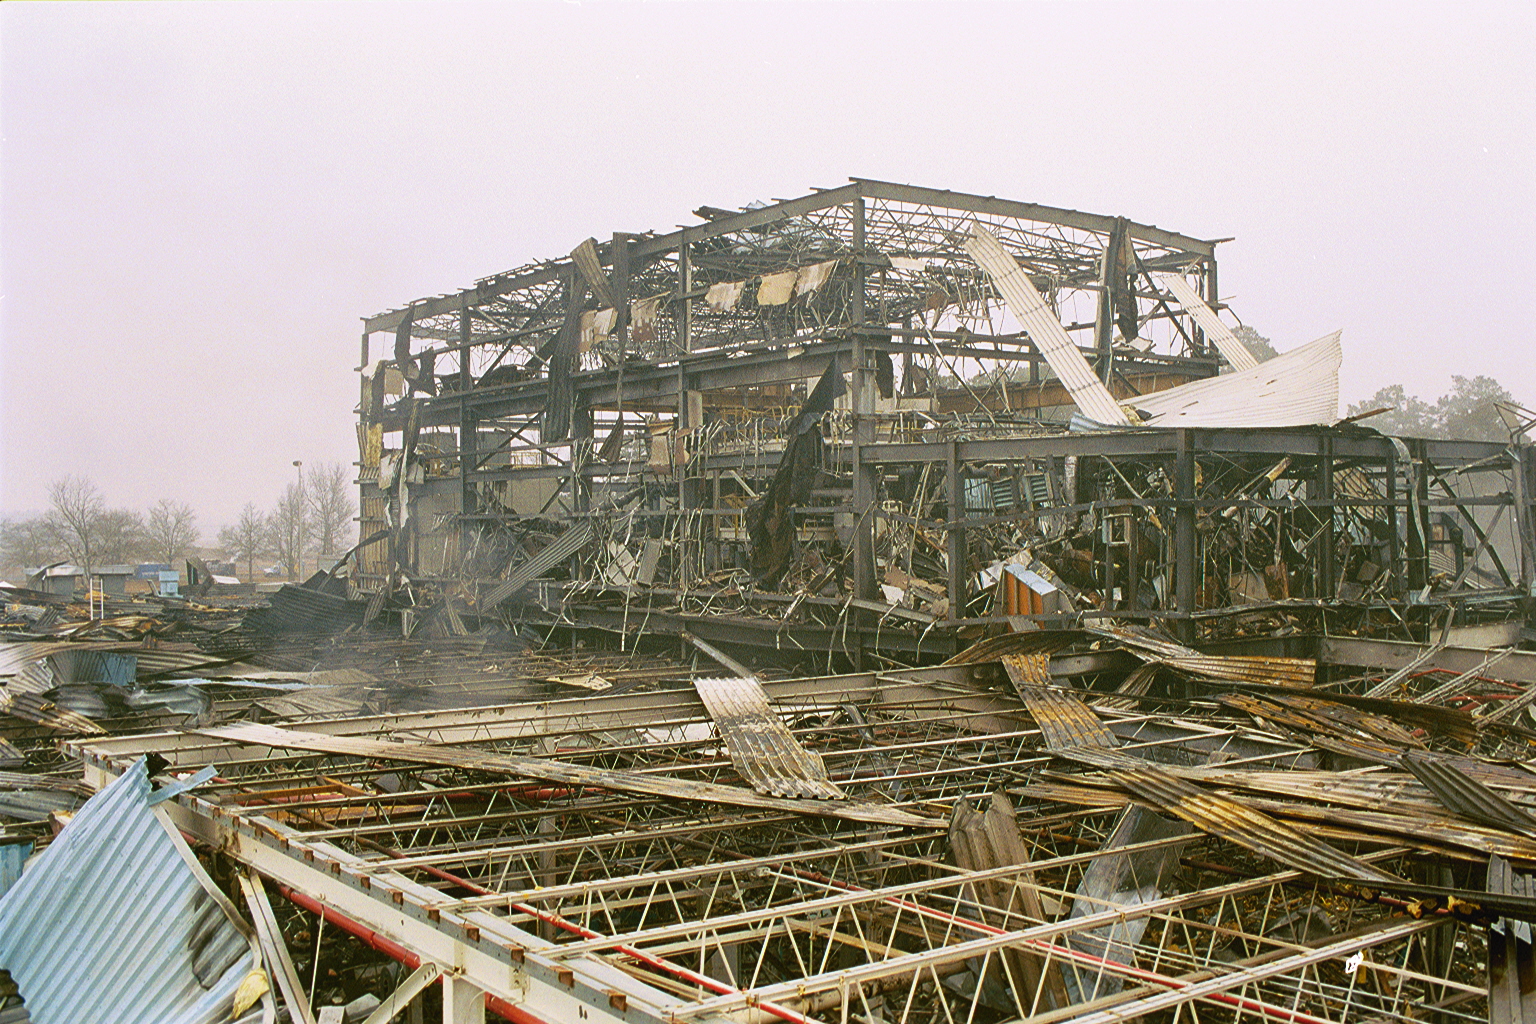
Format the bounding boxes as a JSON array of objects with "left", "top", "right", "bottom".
[
  {"left": 1128, "top": 330, "right": 1342, "bottom": 427},
  {"left": 1401, "top": 751, "right": 1536, "bottom": 839},
  {"left": 1155, "top": 272, "right": 1259, "bottom": 372},
  {"left": 1111, "top": 765, "right": 1401, "bottom": 884},
  {"left": 251, "top": 583, "right": 366, "bottom": 634},
  {"left": 1013, "top": 683, "right": 1119, "bottom": 752},
  {"left": 693, "top": 676, "right": 844, "bottom": 799},
  {"left": 964, "top": 225, "right": 1132, "bottom": 426},
  {"left": 482, "top": 520, "right": 596, "bottom": 608},
  {"left": 0, "top": 759, "right": 264, "bottom": 1024}
]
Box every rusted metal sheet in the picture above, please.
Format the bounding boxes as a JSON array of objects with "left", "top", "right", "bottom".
[
  {"left": 201, "top": 722, "right": 935, "bottom": 829},
  {"left": 944, "top": 631, "right": 1079, "bottom": 666},
  {"left": 1089, "top": 624, "right": 1317, "bottom": 687},
  {"left": 5, "top": 693, "right": 105, "bottom": 735},
  {"left": 1012, "top": 682, "right": 1118, "bottom": 752},
  {"left": 1401, "top": 751, "right": 1536, "bottom": 839},
  {"left": 1109, "top": 765, "right": 1401, "bottom": 883},
  {"left": 999, "top": 652, "right": 1051, "bottom": 688},
  {"left": 1218, "top": 692, "right": 1422, "bottom": 762},
  {"left": 692, "top": 676, "right": 843, "bottom": 800}
]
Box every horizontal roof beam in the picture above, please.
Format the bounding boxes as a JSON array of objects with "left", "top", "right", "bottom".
[
  {"left": 852, "top": 178, "right": 1219, "bottom": 257},
  {"left": 364, "top": 180, "right": 1219, "bottom": 333}
]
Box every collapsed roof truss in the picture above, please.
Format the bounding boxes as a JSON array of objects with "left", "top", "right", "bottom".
[{"left": 73, "top": 664, "right": 1496, "bottom": 1024}]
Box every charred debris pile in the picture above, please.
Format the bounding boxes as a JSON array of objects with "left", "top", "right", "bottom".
[{"left": 1, "top": 181, "right": 1534, "bottom": 1023}]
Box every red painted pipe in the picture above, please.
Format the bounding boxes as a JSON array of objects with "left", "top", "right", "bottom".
[
  {"left": 275, "top": 883, "right": 549, "bottom": 1024},
  {"left": 351, "top": 839, "right": 814, "bottom": 1023}
]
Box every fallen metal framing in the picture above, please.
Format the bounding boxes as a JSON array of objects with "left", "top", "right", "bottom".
[{"left": 70, "top": 664, "right": 1499, "bottom": 1023}]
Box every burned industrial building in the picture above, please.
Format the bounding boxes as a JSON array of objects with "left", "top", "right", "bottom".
[
  {"left": 2, "top": 180, "right": 1534, "bottom": 1024},
  {"left": 355, "top": 178, "right": 1529, "bottom": 663}
]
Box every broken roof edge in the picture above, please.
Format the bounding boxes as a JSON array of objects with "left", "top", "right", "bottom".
[
  {"left": 362, "top": 179, "right": 1221, "bottom": 333},
  {"left": 1125, "top": 330, "right": 1344, "bottom": 428}
]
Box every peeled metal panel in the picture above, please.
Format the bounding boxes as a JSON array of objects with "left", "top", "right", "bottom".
[
  {"left": 481, "top": 520, "right": 596, "bottom": 609},
  {"left": 1155, "top": 273, "right": 1259, "bottom": 372},
  {"left": 963, "top": 226, "right": 1131, "bottom": 426},
  {"left": 693, "top": 676, "right": 843, "bottom": 800},
  {"left": 1127, "top": 330, "right": 1342, "bottom": 428},
  {"left": 0, "top": 759, "right": 261, "bottom": 1024},
  {"left": 569, "top": 237, "right": 618, "bottom": 310},
  {"left": 1112, "top": 765, "right": 1401, "bottom": 884}
]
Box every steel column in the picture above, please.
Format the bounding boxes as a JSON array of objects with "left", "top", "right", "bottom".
[
  {"left": 1173, "top": 428, "right": 1197, "bottom": 643},
  {"left": 442, "top": 975, "right": 486, "bottom": 1024},
  {"left": 850, "top": 194, "right": 876, "bottom": 608},
  {"left": 946, "top": 440, "right": 965, "bottom": 623}
]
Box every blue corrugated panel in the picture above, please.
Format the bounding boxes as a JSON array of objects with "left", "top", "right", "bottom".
[
  {"left": 0, "top": 844, "right": 29, "bottom": 900},
  {"left": 0, "top": 760, "right": 263, "bottom": 1024}
]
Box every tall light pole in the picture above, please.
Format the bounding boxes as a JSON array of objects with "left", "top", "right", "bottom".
[{"left": 293, "top": 460, "right": 304, "bottom": 580}]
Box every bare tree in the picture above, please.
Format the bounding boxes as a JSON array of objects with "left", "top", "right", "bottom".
[
  {"left": 0, "top": 517, "right": 56, "bottom": 571},
  {"left": 44, "top": 475, "right": 105, "bottom": 574},
  {"left": 306, "top": 461, "right": 355, "bottom": 559},
  {"left": 145, "top": 499, "right": 199, "bottom": 565},
  {"left": 95, "top": 509, "right": 148, "bottom": 566},
  {"left": 267, "top": 484, "right": 309, "bottom": 581},
  {"left": 218, "top": 503, "right": 268, "bottom": 584}
]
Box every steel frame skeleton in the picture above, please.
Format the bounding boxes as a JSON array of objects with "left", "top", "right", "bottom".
[
  {"left": 354, "top": 179, "right": 1533, "bottom": 666},
  {"left": 71, "top": 668, "right": 1490, "bottom": 1024}
]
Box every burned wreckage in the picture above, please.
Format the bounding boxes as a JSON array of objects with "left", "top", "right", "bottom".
[
  {"left": 357, "top": 178, "right": 1529, "bottom": 662},
  {"left": 4, "top": 180, "right": 1536, "bottom": 1024}
]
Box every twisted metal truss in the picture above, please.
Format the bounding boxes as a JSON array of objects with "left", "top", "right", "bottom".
[{"left": 73, "top": 670, "right": 1487, "bottom": 1024}]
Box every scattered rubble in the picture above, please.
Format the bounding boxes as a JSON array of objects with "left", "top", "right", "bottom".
[{"left": 1, "top": 181, "right": 1533, "bottom": 1023}]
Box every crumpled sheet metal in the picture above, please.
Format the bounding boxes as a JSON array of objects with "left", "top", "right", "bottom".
[
  {"left": 4, "top": 693, "right": 104, "bottom": 735},
  {"left": 0, "top": 758, "right": 263, "bottom": 1024},
  {"left": 943, "top": 630, "right": 1079, "bottom": 666},
  {"left": 1089, "top": 624, "right": 1317, "bottom": 688},
  {"left": 693, "top": 676, "right": 844, "bottom": 800},
  {"left": 1400, "top": 751, "right": 1536, "bottom": 839},
  {"left": 1127, "top": 330, "right": 1342, "bottom": 428},
  {"left": 1218, "top": 692, "right": 1421, "bottom": 763},
  {"left": 1109, "top": 765, "right": 1401, "bottom": 884}
]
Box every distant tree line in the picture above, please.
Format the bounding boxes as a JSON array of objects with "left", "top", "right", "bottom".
[
  {"left": 1346, "top": 376, "right": 1523, "bottom": 442},
  {"left": 0, "top": 461, "right": 355, "bottom": 583},
  {"left": 0, "top": 476, "right": 198, "bottom": 577}
]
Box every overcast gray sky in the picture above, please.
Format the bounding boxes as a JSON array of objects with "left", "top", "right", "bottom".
[{"left": 3, "top": 1, "right": 1532, "bottom": 533}]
